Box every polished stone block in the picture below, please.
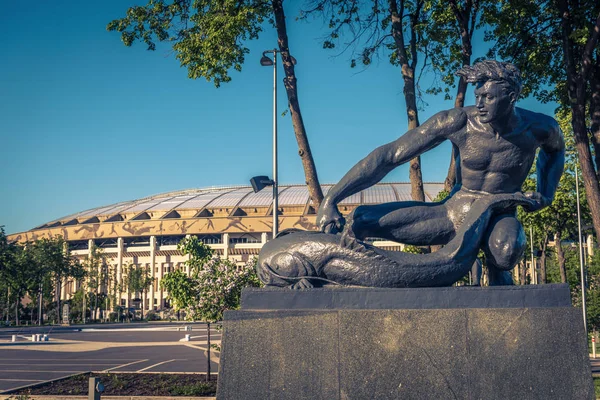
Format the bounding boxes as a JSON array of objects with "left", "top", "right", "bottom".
[
  {"left": 241, "top": 284, "right": 572, "bottom": 310},
  {"left": 217, "top": 286, "right": 593, "bottom": 399}
]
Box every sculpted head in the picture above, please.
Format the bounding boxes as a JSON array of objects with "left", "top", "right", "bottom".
[{"left": 456, "top": 60, "right": 522, "bottom": 124}]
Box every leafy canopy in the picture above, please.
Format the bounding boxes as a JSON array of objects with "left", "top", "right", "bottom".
[{"left": 107, "top": 0, "right": 271, "bottom": 87}]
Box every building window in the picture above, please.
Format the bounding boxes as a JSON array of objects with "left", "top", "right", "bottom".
[
  {"left": 68, "top": 240, "right": 89, "bottom": 250},
  {"left": 124, "top": 237, "right": 151, "bottom": 247},
  {"left": 94, "top": 238, "right": 118, "bottom": 248},
  {"left": 230, "top": 234, "right": 261, "bottom": 244},
  {"left": 157, "top": 235, "right": 184, "bottom": 246},
  {"left": 194, "top": 234, "right": 222, "bottom": 244}
]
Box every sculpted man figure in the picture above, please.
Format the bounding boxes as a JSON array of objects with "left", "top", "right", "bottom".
[{"left": 257, "top": 60, "right": 564, "bottom": 289}]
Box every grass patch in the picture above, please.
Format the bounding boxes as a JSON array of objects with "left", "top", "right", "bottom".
[{"left": 12, "top": 372, "right": 216, "bottom": 397}]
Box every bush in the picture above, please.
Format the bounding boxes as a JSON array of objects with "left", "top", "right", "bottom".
[{"left": 146, "top": 310, "right": 160, "bottom": 321}]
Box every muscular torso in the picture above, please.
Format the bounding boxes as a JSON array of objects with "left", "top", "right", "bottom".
[{"left": 450, "top": 106, "right": 541, "bottom": 194}]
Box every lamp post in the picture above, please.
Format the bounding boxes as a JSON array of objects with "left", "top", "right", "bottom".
[
  {"left": 260, "top": 49, "right": 279, "bottom": 239},
  {"left": 529, "top": 225, "right": 537, "bottom": 284},
  {"left": 576, "top": 165, "right": 588, "bottom": 336},
  {"left": 258, "top": 50, "right": 297, "bottom": 239}
]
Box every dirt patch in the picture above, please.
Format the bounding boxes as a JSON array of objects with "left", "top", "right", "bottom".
[{"left": 12, "top": 373, "right": 217, "bottom": 397}]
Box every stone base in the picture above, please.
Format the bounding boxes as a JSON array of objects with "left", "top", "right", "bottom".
[{"left": 217, "top": 286, "right": 593, "bottom": 399}]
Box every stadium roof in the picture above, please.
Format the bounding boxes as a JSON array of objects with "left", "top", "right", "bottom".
[
  {"left": 41, "top": 182, "right": 445, "bottom": 228},
  {"left": 9, "top": 182, "right": 444, "bottom": 243}
]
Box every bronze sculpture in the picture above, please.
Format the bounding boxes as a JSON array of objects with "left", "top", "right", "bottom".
[{"left": 257, "top": 60, "right": 565, "bottom": 289}]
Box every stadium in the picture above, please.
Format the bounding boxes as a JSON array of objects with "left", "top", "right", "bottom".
[{"left": 9, "top": 182, "right": 444, "bottom": 314}]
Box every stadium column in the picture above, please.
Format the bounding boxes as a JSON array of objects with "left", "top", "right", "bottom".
[
  {"left": 223, "top": 233, "right": 230, "bottom": 259},
  {"left": 117, "top": 238, "right": 123, "bottom": 307},
  {"left": 150, "top": 236, "right": 156, "bottom": 312}
]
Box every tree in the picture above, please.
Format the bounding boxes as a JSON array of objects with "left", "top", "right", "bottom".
[
  {"left": 483, "top": 0, "right": 600, "bottom": 243},
  {"left": 422, "top": 0, "right": 485, "bottom": 192},
  {"left": 518, "top": 110, "right": 587, "bottom": 284},
  {"left": 125, "top": 264, "right": 153, "bottom": 320},
  {"left": 302, "top": 0, "right": 427, "bottom": 201},
  {"left": 107, "top": 0, "right": 324, "bottom": 208},
  {"left": 4, "top": 244, "right": 31, "bottom": 325},
  {"left": 38, "top": 237, "right": 84, "bottom": 324},
  {"left": 161, "top": 236, "right": 261, "bottom": 380}
]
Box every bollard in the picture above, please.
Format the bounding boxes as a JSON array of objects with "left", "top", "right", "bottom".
[
  {"left": 88, "top": 377, "right": 104, "bottom": 400},
  {"left": 36, "top": 334, "right": 41, "bottom": 342},
  {"left": 31, "top": 334, "right": 36, "bottom": 342},
  {"left": 593, "top": 336, "right": 597, "bottom": 359},
  {"left": 11, "top": 335, "right": 16, "bottom": 342}
]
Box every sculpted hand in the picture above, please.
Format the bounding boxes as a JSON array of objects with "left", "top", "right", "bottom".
[
  {"left": 317, "top": 202, "right": 346, "bottom": 234},
  {"left": 522, "top": 192, "right": 551, "bottom": 212}
]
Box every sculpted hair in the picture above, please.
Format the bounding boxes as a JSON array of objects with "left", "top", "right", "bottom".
[{"left": 456, "top": 60, "right": 522, "bottom": 99}]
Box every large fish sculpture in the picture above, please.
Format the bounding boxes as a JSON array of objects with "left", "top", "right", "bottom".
[{"left": 257, "top": 192, "right": 533, "bottom": 289}]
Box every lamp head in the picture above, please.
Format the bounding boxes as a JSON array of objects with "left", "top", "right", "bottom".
[
  {"left": 250, "top": 176, "right": 274, "bottom": 193},
  {"left": 260, "top": 55, "right": 274, "bottom": 66}
]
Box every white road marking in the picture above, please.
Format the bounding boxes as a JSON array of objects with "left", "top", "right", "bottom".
[
  {"left": 0, "top": 358, "right": 138, "bottom": 361},
  {"left": 102, "top": 359, "right": 148, "bottom": 372},
  {"left": 0, "top": 369, "right": 85, "bottom": 373},
  {"left": 137, "top": 359, "right": 177, "bottom": 372},
  {"left": 0, "top": 363, "right": 121, "bottom": 366}
]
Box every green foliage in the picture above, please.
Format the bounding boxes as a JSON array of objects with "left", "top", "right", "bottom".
[
  {"left": 0, "top": 233, "right": 84, "bottom": 324},
  {"left": 402, "top": 245, "right": 425, "bottom": 254},
  {"left": 161, "top": 236, "right": 262, "bottom": 322},
  {"left": 432, "top": 189, "right": 450, "bottom": 203},
  {"left": 480, "top": 0, "right": 599, "bottom": 124},
  {"left": 518, "top": 112, "right": 589, "bottom": 255},
  {"left": 125, "top": 264, "right": 153, "bottom": 295},
  {"left": 106, "top": 0, "right": 271, "bottom": 87}
]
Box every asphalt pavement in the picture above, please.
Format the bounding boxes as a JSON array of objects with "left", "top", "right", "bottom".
[{"left": 0, "top": 322, "right": 221, "bottom": 393}]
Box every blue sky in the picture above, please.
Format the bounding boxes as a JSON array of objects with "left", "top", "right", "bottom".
[{"left": 0, "top": 1, "right": 557, "bottom": 234}]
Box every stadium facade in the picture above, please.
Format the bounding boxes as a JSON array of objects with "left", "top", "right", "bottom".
[{"left": 9, "top": 182, "right": 444, "bottom": 313}]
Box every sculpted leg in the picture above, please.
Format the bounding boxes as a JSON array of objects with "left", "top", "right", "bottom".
[
  {"left": 482, "top": 214, "right": 526, "bottom": 286},
  {"left": 344, "top": 201, "right": 455, "bottom": 245}
]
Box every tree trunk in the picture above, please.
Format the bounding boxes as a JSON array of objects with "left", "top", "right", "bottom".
[
  {"left": 272, "top": 0, "right": 324, "bottom": 208},
  {"left": 519, "top": 261, "right": 527, "bottom": 285},
  {"left": 6, "top": 287, "right": 10, "bottom": 323},
  {"left": 388, "top": 0, "right": 425, "bottom": 202},
  {"left": 444, "top": 0, "right": 475, "bottom": 193},
  {"left": 141, "top": 290, "right": 145, "bottom": 320},
  {"left": 539, "top": 236, "right": 548, "bottom": 284},
  {"left": 555, "top": 232, "right": 567, "bottom": 283},
  {"left": 15, "top": 296, "right": 20, "bottom": 325},
  {"left": 590, "top": 68, "right": 600, "bottom": 174},
  {"left": 94, "top": 287, "right": 98, "bottom": 321},
  {"left": 559, "top": 3, "right": 600, "bottom": 244},
  {"left": 56, "top": 277, "right": 62, "bottom": 325},
  {"left": 206, "top": 322, "right": 211, "bottom": 382},
  {"left": 38, "top": 285, "right": 43, "bottom": 326}
]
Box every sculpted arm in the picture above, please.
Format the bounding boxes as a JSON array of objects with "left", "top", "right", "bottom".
[
  {"left": 317, "top": 109, "right": 467, "bottom": 232},
  {"left": 530, "top": 119, "right": 565, "bottom": 210}
]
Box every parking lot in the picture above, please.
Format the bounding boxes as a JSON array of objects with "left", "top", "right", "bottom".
[{"left": 0, "top": 323, "right": 220, "bottom": 393}]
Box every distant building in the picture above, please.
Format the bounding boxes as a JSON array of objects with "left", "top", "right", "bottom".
[{"left": 9, "top": 182, "right": 444, "bottom": 312}]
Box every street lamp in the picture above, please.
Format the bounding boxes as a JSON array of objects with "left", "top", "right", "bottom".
[
  {"left": 576, "top": 165, "right": 588, "bottom": 336},
  {"left": 252, "top": 49, "right": 296, "bottom": 240}
]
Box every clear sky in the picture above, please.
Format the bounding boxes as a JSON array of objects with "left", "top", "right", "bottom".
[{"left": 0, "top": 1, "right": 557, "bottom": 235}]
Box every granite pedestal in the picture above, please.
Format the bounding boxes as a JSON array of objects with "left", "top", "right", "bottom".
[{"left": 217, "top": 284, "right": 593, "bottom": 399}]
